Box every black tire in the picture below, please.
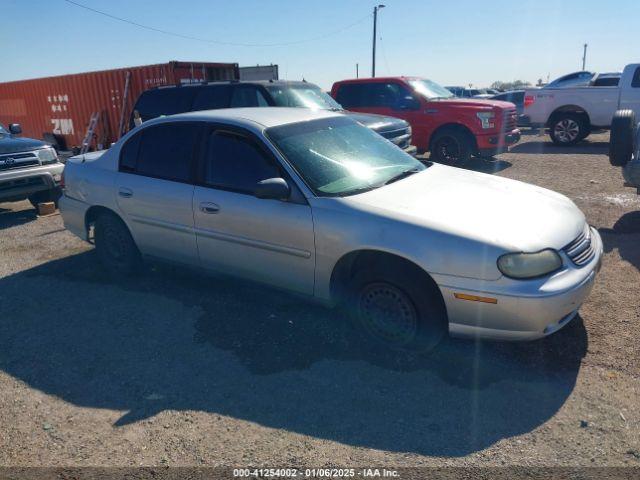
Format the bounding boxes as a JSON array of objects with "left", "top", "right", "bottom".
[
  {"left": 549, "top": 113, "right": 588, "bottom": 146},
  {"left": 346, "top": 264, "right": 447, "bottom": 352},
  {"left": 94, "top": 212, "right": 141, "bottom": 276},
  {"left": 28, "top": 188, "right": 61, "bottom": 209},
  {"left": 609, "top": 109, "right": 636, "bottom": 167},
  {"left": 430, "top": 128, "right": 472, "bottom": 165}
]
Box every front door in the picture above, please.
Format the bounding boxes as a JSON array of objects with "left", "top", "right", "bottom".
[{"left": 193, "top": 128, "right": 315, "bottom": 294}]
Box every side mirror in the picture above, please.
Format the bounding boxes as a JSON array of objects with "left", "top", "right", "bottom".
[
  {"left": 254, "top": 177, "right": 290, "bottom": 200},
  {"left": 9, "top": 123, "right": 22, "bottom": 135},
  {"left": 394, "top": 96, "right": 420, "bottom": 111}
]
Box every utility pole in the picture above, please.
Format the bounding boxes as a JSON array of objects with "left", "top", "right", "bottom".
[
  {"left": 372, "top": 4, "right": 385, "bottom": 77},
  {"left": 356, "top": 63, "right": 359, "bottom": 78},
  {"left": 582, "top": 43, "right": 588, "bottom": 70}
]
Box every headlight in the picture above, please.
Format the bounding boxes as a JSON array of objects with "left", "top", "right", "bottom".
[
  {"left": 476, "top": 111, "right": 495, "bottom": 129},
  {"left": 407, "top": 125, "right": 412, "bottom": 136},
  {"left": 497, "top": 249, "right": 562, "bottom": 279},
  {"left": 37, "top": 147, "right": 58, "bottom": 163}
]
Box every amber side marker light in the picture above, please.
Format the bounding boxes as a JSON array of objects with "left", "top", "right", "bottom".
[{"left": 454, "top": 293, "right": 498, "bottom": 304}]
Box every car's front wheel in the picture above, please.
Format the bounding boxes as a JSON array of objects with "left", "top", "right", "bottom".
[
  {"left": 549, "top": 114, "right": 588, "bottom": 145},
  {"left": 430, "top": 129, "right": 472, "bottom": 165},
  {"left": 94, "top": 212, "right": 141, "bottom": 276},
  {"left": 347, "top": 265, "right": 447, "bottom": 352}
]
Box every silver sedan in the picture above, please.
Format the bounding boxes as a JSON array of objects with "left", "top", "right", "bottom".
[{"left": 60, "top": 108, "right": 602, "bottom": 350}]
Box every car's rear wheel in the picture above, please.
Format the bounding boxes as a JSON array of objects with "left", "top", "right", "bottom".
[
  {"left": 609, "top": 109, "right": 636, "bottom": 167},
  {"left": 347, "top": 265, "right": 447, "bottom": 352},
  {"left": 28, "top": 187, "right": 61, "bottom": 209},
  {"left": 430, "top": 129, "right": 472, "bottom": 165},
  {"left": 549, "top": 114, "right": 587, "bottom": 145},
  {"left": 94, "top": 212, "right": 141, "bottom": 276}
]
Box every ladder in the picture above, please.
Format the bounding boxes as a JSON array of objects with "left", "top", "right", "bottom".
[
  {"left": 80, "top": 112, "right": 100, "bottom": 154},
  {"left": 117, "top": 71, "right": 131, "bottom": 139}
]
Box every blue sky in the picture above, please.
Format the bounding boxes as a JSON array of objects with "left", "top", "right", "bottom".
[{"left": 2, "top": 0, "right": 639, "bottom": 89}]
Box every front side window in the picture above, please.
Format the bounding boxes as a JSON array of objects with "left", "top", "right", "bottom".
[
  {"left": 267, "top": 116, "right": 426, "bottom": 197},
  {"left": 128, "top": 123, "right": 199, "bottom": 182},
  {"left": 230, "top": 86, "right": 270, "bottom": 108},
  {"left": 203, "top": 131, "right": 279, "bottom": 193},
  {"left": 266, "top": 84, "right": 342, "bottom": 110}
]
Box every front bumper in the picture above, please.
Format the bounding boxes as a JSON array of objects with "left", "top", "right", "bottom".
[
  {"left": 59, "top": 194, "right": 90, "bottom": 241},
  {"left": 476, "top": 128, "right": 521, "bottom": 156},
  {"left": 0, "top": 162, "right": 64, "bottom": 201},
  {"left": 436, "top": 227, "right": 603, "bottom": 341}
]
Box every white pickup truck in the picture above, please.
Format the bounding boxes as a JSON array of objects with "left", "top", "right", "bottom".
[{"left": 523, "top": 63, "right": 640, "bottom": 145}]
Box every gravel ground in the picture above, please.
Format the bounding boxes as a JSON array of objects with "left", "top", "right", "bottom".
[{"left": 0, "top": 131, "right": 638, "bottom": 468}]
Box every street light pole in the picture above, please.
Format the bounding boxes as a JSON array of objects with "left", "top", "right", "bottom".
[
  {"left": 372, "top": 4, "right": 385, "bottom": 77},
  {"left": 582, "top": 43, "right": 588, "bottom": 70}
]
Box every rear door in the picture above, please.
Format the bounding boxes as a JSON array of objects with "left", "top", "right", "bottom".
[
  {"left": 191, "top": 85, "right": 232, "bottom": 112},
  {"left": 116, "top": 122, "right": 201, "bottom": 266},
  {"left": 192, "top": 127, "right": 315, "bottom": 294}
]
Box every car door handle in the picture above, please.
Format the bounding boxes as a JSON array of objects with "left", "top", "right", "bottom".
[
  {"left": 199, "top": 202, "right": 220, "bottom": 214},
  {"left": 118, "top": 187, "right": 133, "bottom": 198}
]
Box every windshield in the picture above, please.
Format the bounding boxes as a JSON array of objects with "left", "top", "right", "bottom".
[
  {"left": 266, "top": 116, "right": 426, "bottom": 197},
  {"left": 0, "top": 124, "right": 9, "bottom": 138},
  {"left": 409, "top": 79, "right": 454, "bottom": 100},
  {"left": 266, "top": 84, "right": 343, "bottom": 110}
]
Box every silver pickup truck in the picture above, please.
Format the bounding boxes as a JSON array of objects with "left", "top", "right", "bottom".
[{"left": 0, "top": 123, "right": 64, "bottom": 207}]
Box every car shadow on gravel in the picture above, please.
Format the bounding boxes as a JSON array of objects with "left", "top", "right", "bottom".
[
  {"left": 0, "top": 205, "right": 37, "bottom": 229},
  {"left": 599, "top": 211, "right": 640, "bottom": 271},
  {"left": 510, "top": 140, "right": 609, "bottom": 155},
  {"left": 0, "top": 251, "right": 587, "bottom": 457},
  {"left": 462, "top": 157, "right": 512, "bottom": 174}
]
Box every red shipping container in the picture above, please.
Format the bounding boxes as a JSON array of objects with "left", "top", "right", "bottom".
[{"left": 0, "top": 61, "right": 239, "bottom": 150}]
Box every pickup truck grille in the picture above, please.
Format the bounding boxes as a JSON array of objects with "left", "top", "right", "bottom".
[
  {"left": 379, "top": 126, "right": 412, "bottom": 150},
  {"left": 502, "top": 109, "right": 518, "bottom": 132},
  {"left": 563, "top": 226, "right": 595, "bottom": 267},
  {"left": 0, "top": 151, "right": 40, "bottom": 171}
]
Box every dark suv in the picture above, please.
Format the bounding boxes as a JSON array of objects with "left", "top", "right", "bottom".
[{"left": 129, "top": 80, "right": 416, "bottom": 155}]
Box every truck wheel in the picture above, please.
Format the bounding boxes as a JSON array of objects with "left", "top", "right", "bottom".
[
  {"left": 28, "top": 188, "right": 62, "bottom": 209},
  {"left": 609, "top": 109, "right": 636, "bottom": 167},
  {"left": 549, "top": 114, "right": 587, "bottom": 145},
  {"left": 94, "top": 212, "right": 141, "bottom": 276},
  {"left": 347, "top": 265, "right": 447, "bottom": 352},
  {"left": 430, "top": 129, "right": 472, "bottom": 165}
]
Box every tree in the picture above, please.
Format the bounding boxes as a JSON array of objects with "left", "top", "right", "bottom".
[{"left": 490, "top": 80, "right": 532, "bottom": 91}]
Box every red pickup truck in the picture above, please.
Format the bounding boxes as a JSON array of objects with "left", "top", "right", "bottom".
[{"left": 331, "top": 77, "right": 521, "bottom": 164}]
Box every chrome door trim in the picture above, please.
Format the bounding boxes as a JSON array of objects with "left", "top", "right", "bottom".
[
  {"left": 129, "top": 214, "right": 193, "bottom": 234},
  {"left": 195, "top": 226, "right": 312, "bottom": 259}
]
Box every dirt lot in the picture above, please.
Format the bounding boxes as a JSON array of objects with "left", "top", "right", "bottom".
[{"left": 0, "top": 132, "right": 639, "bottom": 468}]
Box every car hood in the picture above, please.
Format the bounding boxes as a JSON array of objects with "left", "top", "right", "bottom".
[
  {"left": 343, "top": 111, "right": 408, "bottom": 132},
  {"left": 436, "top": 98, "right": 516, "bottom": 110},
  {"left": 0, "top": 136, "right": 48, "bottom": 154},
  {"left": 345, "top": 164, "right": 584, "bottom": 252}
]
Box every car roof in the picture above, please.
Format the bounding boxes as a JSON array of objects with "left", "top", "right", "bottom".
[
  {"left": 156, "top": 107, "right": 343, "bottom": 128},
  {"left": 150, "top": 80, "right": 315, "bottom": 91}
]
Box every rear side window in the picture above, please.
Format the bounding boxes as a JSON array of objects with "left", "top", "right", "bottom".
[
  {"left": 335, "top": 84, "right": 365, "bottom": 107},
  {"left": 230, "top": 86, "right": 270, "bottom": 108},
  {"left": 192, "top": 85, "right": 231, "bottom": 111},
  {"left": 335, "top": 82, "right": 402, "bottom": 108},
  {"left": 133, "top": 88, "right": 197, "bottom": 122},
  {"left": 632, "top": 68, "right": 640, "bottom": 88},
  {"left": 203, "top": 131, "right": 279, "bottom": 193},
  {"left": 120, "top": 123, "right": 199, "bottom": 183}
]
